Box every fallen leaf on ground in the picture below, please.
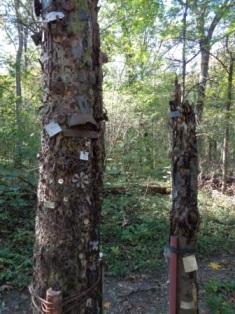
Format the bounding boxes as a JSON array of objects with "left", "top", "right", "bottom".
[{"left": 208, "top": 262, "right": 222, "bottom": 270}]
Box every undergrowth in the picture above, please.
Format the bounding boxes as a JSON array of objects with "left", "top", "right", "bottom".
[
  {"left": 0, "top": 169, "right": 36, "bottom": 289},
  {"left": 205, "top": 278, "right": 235, "bottom": 314},
  {"left": 0, "top": 171, "right": 234, "bottom": 295},
  {"left": 100, "top": 187, "right": 170, "bottom": 275}
]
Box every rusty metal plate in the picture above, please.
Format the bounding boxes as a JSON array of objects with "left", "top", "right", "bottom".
[
  {"left": 68, "top": 113, "right": 97, "bottom": 128},
  {"left": 170, "top": 111, "right": 180, "bottom": 118},
  {"left": 63, "top": 129, "right": 98, "bottom": 139},
  {"left": 61, "top": 0, "right": 76, "bottom": 11}
]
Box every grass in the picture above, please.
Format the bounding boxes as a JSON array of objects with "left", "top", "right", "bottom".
[
  {"left": 204, "top": 278, "right": 235, "bottom": 314},
  {"left": 101, "top": 188, "right": 170, "bottom": 275},
  {"left": 0, "top": 171, "right": 235, "bottom": 300},
  {"left": 197, "top": 190, "right": 235, "bottom": 255}
]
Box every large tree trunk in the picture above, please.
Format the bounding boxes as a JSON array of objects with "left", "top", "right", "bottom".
[
  {"left": 31, "top": 1, "right": 105, "bottom": 313},
  {"left": 169, "top": 81, "right": 200, "bottom": 313},
  {"left": 222, "top": 46, "right": 234, "bottom": 194}
]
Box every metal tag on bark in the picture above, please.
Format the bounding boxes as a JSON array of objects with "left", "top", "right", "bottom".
[
  {"left": 78, "top": 96, "right": 89, "bottom": 114},
  {"left": 45, "top": 201, "right": 55, "bottom": 209},
  {"left": 45, "top": 122, "right": 62, "bottom": 137},
  {"left": 80, "top": 151, "right": 89, "bottom": 161},
  {"left": 182, "top": 255, "right": 198, "bottom": 272},
  {"left": 43, "top": 12, "right": 65, "bottom": 23},
  {"left": 68, "top": 113, "right": 97, "bottom": 128},
  {"left": 86, "top": 196, "right": 91, "bottom": 205},
  {"left": 170, "top": 111, "right": 180, "bottom": 118}
]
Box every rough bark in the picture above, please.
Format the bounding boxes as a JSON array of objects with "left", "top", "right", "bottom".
[
  {"left": 196, "top": 45, "right": 209, "bottom": 121},
  {"left": 32, "top": 1, "right": 105, "bottom": 313},
  {"left": 182, "top": 0, "right": 189, "bottom": 102},
  {"left": 169, "top": 81, "right": 200, "bottom": 313},
  {"left": 222, "top": 44, "right": 234, "bottom": 194},
  {"left": 14, "top": 0, "right": 24, "bottom": 167}
]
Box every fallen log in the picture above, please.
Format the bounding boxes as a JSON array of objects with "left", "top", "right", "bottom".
[{"left": 104, "top": 185, "right": 171, "bottom": 195}]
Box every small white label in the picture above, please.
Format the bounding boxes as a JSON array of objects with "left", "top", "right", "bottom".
[
  {"left": 45, "top": 122, "right": 62, "bottom": 137},
  {"left": 86, "top": 298, "right": 92, "bottom": 307},
  {"left": 84, "top": 218, "right": 89, "bottom": 225},
  {"left": 86, "top": 196, "right": 91, "bottom": 205},
  {"left": 44, "top": 12, "right": 65, "bottom": 23},
  {"left": 182, "top": 255, "right": 198, "bottom": 273},
  {"left": 45, "top": 201, "right": 55, "bottom": 209},
  {"left": 80, "top": 151, "right": 89, "bottom": 161},
  {"left": 180, "top": 301, "right": 194, "bottom": 309}
]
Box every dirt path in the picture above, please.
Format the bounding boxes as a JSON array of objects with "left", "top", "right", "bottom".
[{"left": 0, "top": 254, "right": 234, "bottom": 314}]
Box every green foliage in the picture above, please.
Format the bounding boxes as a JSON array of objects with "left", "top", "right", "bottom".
[
  {"left": 100, "top": 182, "right": 235, "bottom": 278},
  {"left": 205, "top": 278, "right": 235, "bottom": 314},
  {"left": 101, "top": 187, "right": 170, "bottom": 276},
  {"left": 0, "top": 167, "right": 234, "bottom": 289},
  {"left": 0, "top": 168, "right": 36, "bottom": 288},
  {"left": 0, "top": 64, "right": 41, "bottom": 167},
  {"left": 198, "top": 191, "right": 235, "bottom": 255}
]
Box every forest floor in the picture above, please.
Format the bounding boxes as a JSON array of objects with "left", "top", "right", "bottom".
[{"left": 0, "top": 252, "right": 234, "bottom": 314}]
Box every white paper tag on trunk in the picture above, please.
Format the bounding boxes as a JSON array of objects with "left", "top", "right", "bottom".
[
  {"left": 45, "top": 122, "right": 62, "bottom": 137},
  {"left": 182, "top": 255, "right": 198, "bottom": 273},
  {"left": 180, "top": 301, "right": 194, "bottom": 309},
  {"left": 45, "top": 201, "right": 55, "bottom": 209},
  {"left": 80, "top": 151, "right": 89, "bottom": 160}
]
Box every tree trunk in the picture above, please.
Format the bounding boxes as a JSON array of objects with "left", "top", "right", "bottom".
[
  {"left": 14, "top": 0, "right": 24, "bottom": 167},
  {"left": 196, "top": 45, "right": 210, "bottom": 121},
  {"left": 31, "top": 1, "right": 105, "bottom": 313},
  {"left": 169, "top": 80, "right": 200, "bottom": 313},
  {"left": 222, "top": 48, "right": 234, "bottom": 194}
]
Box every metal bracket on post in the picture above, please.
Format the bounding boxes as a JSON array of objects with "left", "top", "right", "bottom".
[
  {"left": 46, "top": 288, "right": 62, "bottom": 314},
  {"left": 169, "top": 236, "right": 177, "bottom": 314}
]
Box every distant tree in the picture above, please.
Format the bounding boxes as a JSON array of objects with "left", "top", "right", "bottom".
[{"left": 221, "top": 35, "right": 234, "bottom": 193}]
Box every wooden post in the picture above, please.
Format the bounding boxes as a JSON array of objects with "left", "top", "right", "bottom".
[
  {"left": 169, "top": 79, "right": 200, "bottom": 313},
  {"left": 45, "top": 288, "right": 62, "bottom": 314}
]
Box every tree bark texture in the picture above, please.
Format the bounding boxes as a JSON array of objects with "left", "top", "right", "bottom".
[
  {"left": 14, "top": 0, "right": 24, "bottom": 167},
  {"left": 222, "top": 49, "right": 234, "bottom": 194},
  {"left": 196, "top": 45, "right": 209, "bottom": 121},
  {"left": 32, "top": 1, "right": 105, "bottom": 313},
  {"left": 169, "top": 81, "right": 200, "bottom": 314}
]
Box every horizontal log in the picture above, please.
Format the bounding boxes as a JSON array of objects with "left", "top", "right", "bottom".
[{"left": 104, "top": 185, "right": 171, "bottom": 195}]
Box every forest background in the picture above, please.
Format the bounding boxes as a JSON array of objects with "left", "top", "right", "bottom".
[{"left": 0, "top": 0, "right": 235, "bottom": 313}]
